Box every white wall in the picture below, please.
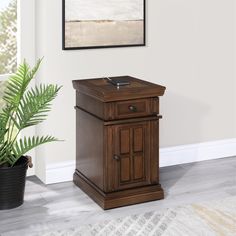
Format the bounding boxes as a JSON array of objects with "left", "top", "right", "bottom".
[
  {"left": 19, "top": 0, "right": 36, "bottom": 176},
  {"left": 35, "top": 0, "right": 235, "bottom": 182},
  {"left": 156, "top": 0, "right": 234, "bottom": 147},
  {"left": 234, "top": 0, "right": 236, "bottom": 136}
]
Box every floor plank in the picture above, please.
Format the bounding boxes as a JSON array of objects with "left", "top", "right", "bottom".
[{"left": 0, "top": 156, "right": 236, "bottom": 235}]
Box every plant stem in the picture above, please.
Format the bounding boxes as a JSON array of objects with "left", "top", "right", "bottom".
[
  {"left": 0, "top": 160, "right": 6, "bottom": 166},
  {"left": 6, "top": 107, "right": 14, "bottom": 143},
  {"left": 11, "top": 129, "right": 20, "bottom": 145},
  {"left": 8, "top": 110, "right": 17, "bottom": 142}
]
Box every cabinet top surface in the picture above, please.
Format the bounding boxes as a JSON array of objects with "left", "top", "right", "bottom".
[{"left": 73, "top": 76, "right": 166, "bottom": 102}]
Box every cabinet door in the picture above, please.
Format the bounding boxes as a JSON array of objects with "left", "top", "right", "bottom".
[{"left": 112, "top": 122, "right": 151, "bottom": 190}]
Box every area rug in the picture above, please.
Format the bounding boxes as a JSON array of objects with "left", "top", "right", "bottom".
[
  {"left": 28, "top": 196, "right": 236, "bottom": 236},
  {"left": 4, "top": 196, "right": 236, "bottom": 236}
]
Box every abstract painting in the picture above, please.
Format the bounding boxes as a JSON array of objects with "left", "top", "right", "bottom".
[{"left": 62, "top": 0, "right": 145, "bottom": 49}]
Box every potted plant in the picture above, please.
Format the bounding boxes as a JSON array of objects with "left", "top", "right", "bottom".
[{"left": 0, "top": 59, "right": 61, "bottom": 210}]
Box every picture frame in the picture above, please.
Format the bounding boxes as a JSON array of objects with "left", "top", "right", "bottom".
[{"left": 62, "top": 0, "right": 146, "bottom": 50}]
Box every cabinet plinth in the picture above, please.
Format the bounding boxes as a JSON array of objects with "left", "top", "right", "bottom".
[{"left": 73, "top": 76, "right": 166, "bottom": 210}]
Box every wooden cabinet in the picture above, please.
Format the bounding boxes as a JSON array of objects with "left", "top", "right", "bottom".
[{"left": 73, "top": 76, "right": 166, "bottom": 209}]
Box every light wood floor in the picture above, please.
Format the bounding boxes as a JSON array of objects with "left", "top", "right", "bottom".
[{"left": 1, "top": 157, "right": 236, "bottom": 235}]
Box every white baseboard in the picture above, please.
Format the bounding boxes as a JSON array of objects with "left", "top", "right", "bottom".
[
  {"left": 44, "top": 138, "right": 236, "bottom": 184},
  {"left": 46, "top": 161, "right": 75, "bottom": 184},
  {"left": 160, "top": 138, "right": 236, "bottom": 167}
]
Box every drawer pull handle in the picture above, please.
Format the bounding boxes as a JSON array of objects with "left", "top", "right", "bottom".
[
  {"left": 113, "top": 155, "right": 120, "bottom": 161},
  {"left": 128, "top": 105, "right": 137, "bottom": 112}
]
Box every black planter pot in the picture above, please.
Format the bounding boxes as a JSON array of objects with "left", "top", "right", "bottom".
[{"left": 0, "top": 156, "right": 28, "bottom": 210}]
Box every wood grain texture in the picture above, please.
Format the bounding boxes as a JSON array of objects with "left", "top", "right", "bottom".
[
  {"left": 76, "top": 94, "right": 160, "bottom": 121},
  {"left": 76, "top": 91, "right": 104, "bottom": 119},
  {"left": 72, "top": 76, "right": 166, "bottom": 102},
  {"left": 74, "top": 76, "right": 165, "bottom": 209},
  {"left": 73, "top": 170, "right": 164, "bottom": 210},
  {"left": 113, "top": 122, "right": 151, "bottom": 191},
  {"left": 114, "top": 98, "right": 150, "bottom": 119},
  {"left": 76, "top": 108, "right": 104, "bottom": 190}
]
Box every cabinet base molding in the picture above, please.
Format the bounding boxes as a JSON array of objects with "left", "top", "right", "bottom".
[{"left": 74, "top": 170, "right": 164, "bottom": 210}]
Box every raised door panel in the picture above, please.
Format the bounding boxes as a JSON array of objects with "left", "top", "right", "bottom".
[
  {"left": 120, "top": 129, "right": 130, "bottom": 154},
  {"left": 119, "top": 127, "right": 132, "bottom": 184},
  {"left": 120, "top": 156, "right": 131, "bottom": 183},
  {"left": 133, "top": 154, "right": 144, "bottom": 180},
  {"left": 133, "top": 127, "right": 145, "bottom": 180}
]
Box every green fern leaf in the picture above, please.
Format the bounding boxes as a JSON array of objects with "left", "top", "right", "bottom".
[
  {"left": 11, "top": 136, "right": 59, "bottom": 166},
  {"left": 0, "top": 142, "right": 14, "bottom": 166},
  {"left": 12, "top": 84, "right": 61, "bottom": 129},
  {"left": 0, "top": 59, "right": 61, "bottom": 166},
  {"left": 3, "top": 59, "right": 42, "bottom": 108}
]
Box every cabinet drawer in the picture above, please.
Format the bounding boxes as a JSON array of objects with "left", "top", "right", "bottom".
[
  {"left": 76, "top": 92, "right": 159, "bottom": 121},
  {"left": 112, "top": 98, "right": 159, "bottom": 119}
]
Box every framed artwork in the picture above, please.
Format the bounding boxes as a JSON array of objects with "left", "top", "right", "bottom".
[{"left": 62, "top": 0, "right": 146, "bottom": 50}]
